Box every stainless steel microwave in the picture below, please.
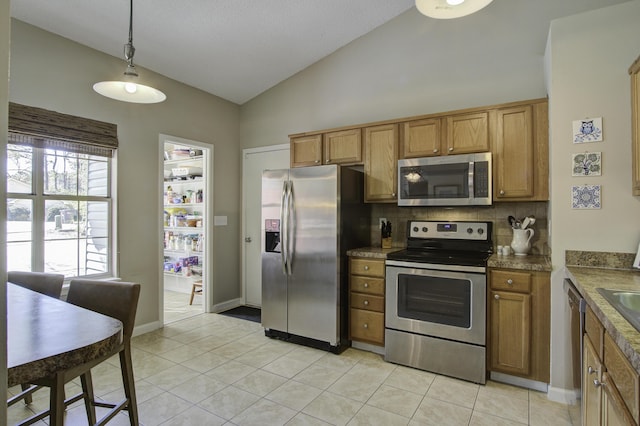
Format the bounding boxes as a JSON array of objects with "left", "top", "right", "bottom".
[{"left": 397, "top": 152, "right": 492, "bottom": 206}]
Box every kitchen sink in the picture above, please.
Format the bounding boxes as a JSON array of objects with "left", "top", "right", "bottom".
[{"left": 597, "top": 288, "right": 640, "bottom": 332}]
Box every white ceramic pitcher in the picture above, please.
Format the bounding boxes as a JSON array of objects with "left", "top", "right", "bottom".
[{"left": 510, "top": 228, "right": 534, "bottom": 256}]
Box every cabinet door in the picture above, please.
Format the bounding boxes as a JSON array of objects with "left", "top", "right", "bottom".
[
  {"left": 401, "top": 118, "right": 442, "bottom": 158},
  {"left": 364, "top": 124, "right": 398, "bottom": 203},
  {"left": 493, "top": 105, "right": 534, "bottom": 199},
  {"left": 291, "top": 134, "right": 322, "bottom": 167},
  {"left": 490, "top": 290, "right": 531, "bottom": 376},
  {"left": 603, "top": 372, "right": 636, "bottom": 426},
  {"left": 445, "top": 112, "right": 489, "bottom": 155},
  {"left": 631, "top": 55, "right": 640, "bottom": 195},
  {"left": 583, "top": 338, "right": 603, "bottom": 426},
  {"left": 324, "top": 129, "right": 362, "bottom": 165}
]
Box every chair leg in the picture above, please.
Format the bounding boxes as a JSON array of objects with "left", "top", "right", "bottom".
[
  {"left": 189, "top": 284, "right": 196, "bottom": 305},
  {"left": 80, "top": 371, "right": 97, "bottom": 425},
  {"left": 20, "top": 383, "right": 34, "bottom": 404},
  {"left": 120, "top": 348, "right": 139, "bottom": 426},
  {"left": 49, "top": 374, "right": 65, "bottom": 426}
]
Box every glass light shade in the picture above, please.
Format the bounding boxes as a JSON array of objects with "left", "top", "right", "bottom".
[
  {"left": 415, "top": 0, "right": 493, "bottom": 19},
  {"left": 93, "top": 80, "right": 166, "bottom": 104}
]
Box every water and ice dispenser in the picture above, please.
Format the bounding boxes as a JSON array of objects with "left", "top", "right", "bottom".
[{"left": 265, "top": 219, "right": 281, "bottom": 253}]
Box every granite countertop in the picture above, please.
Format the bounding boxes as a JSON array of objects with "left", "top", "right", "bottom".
[
  {"left": 567, "top": 266, "right": 640, "bottom": 373},
  {"left": 346, "top": 247, "right": 400, "bottom": 259},
  {"left": 488, "top": 254, "right": 552, "bottom": 272},
  {"left": 347, "top": 247, "right": 552, "bottom": 271}
]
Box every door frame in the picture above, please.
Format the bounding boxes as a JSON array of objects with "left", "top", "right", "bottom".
[
  {"left": 241, "top": 144, "right": 289, "bottom": 306},
  {"left": 159, "top": 134, "right": 214, "bottom": 323}
]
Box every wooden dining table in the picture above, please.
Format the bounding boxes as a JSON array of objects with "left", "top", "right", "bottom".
[{"left": 7, "top": 282, "right": 123, "bottom": 388}]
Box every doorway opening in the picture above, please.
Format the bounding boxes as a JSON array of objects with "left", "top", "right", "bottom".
[{"left": 160, "top": 134, "right": 213, "bottom": 324}]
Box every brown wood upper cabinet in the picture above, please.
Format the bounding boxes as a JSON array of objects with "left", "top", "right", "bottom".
[
  {"left": 446, "top": 111, "right": 489, "bottom": 154},
  {"left": 290, "top": 129, "right": 362, "bottom": 168},
  {"left": 630, "top": 54, "right": 640, "bottom": 196},
  {"left": 401, "top": 113, "right": 489, "bottom": 159},
  {"left": 290, "top": 134, "right": 322, "bottom": 167},
  {"left": 492, "top": 100, "right": 549, "bottom": 201},
  {"left": 364, "top": 124, "right": 398, "bottom": 203},
  {"left": 401, "top": 118, "right": 442, "bottom": 157}
]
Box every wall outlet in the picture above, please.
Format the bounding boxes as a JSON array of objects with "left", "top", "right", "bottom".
[{"left": 379, "top": 218, "right": 387, "bottom": 228}]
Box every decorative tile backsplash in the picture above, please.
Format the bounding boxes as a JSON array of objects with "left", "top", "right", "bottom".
[{"left": 370, "top": 201, "right": 550, "bottom": 255}]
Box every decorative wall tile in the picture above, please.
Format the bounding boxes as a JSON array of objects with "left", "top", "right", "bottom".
[
  {"left": 572, "top": 185, "right": 601, "bottom": 209},
  {"left": 573, "top": 117, "right": 603, "bottom": 143},
  {"left": 572, "top": 152, "right": 602, "bottom": 176}
]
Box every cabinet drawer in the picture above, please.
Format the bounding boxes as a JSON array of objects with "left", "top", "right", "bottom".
[
  {"left": 604, "top": 333, "right": 640, "bottom": 423},
  {"left": 350, "top": 293, "right": 384, "bottom": 312},
  {"left": 490, "top": 270, "right": 531, "bottom": 293},
  {"left": 350, "top": 276, "right": 384, "bottom": 295},
  {"left": 350, "top": 258, "right": 385, "bottom": 277},
  {"left": 585, "top": 305, "right": 604, "bottom": 359},
  {"left": 350, "top": 308, "right": 384, "bottom": 345}
]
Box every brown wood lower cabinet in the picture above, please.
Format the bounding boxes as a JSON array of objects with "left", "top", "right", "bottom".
[
  {"left": 582, "top": 306, "right": 638, "bottom": 425},
  {"left": 488, "top": 269, "right": 550, "bottom": 382},
  {"left": 349, "top": 257, "right": 385, "bottom": 346}
]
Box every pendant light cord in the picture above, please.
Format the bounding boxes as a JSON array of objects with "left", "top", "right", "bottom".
[{"left": 128, "top": 0, "right": 133, "bottom": 45}]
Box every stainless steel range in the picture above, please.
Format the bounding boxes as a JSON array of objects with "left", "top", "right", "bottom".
[{"left": 385, "top": 220, "right": 493, "bottom": 384}]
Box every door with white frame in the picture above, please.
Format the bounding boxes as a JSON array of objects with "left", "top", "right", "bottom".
[
  {"left": 160, "top": 134, "right": 213, "bottom": 324},
  {"left": 242, "top": 144, "right": 290, "bottom": 307}
]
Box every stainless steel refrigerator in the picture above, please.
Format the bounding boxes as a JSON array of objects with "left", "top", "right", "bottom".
[{"left": 261, "top": 165, "right": 370, "bottom": 353}]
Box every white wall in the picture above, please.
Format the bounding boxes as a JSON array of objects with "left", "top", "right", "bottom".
[
  {"left": 8, "top": 20, "right": 242, "bottom": 327},
  {"left": 547, "top": 1, "right": 640, "bottom": 397}
]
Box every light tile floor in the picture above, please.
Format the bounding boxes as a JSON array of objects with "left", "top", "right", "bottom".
[
  {"left": 164, "top": 290, "right": 203, "bottom": 324},
  {"left": 8, "top": 311, "right": 579, "bottom": 425}
]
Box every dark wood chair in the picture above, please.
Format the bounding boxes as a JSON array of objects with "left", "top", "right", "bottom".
[
  {"left": 7, "top": 271, "right": 65, "bottom": 406},
  {"left": 12, "top": 279, "right": 141, "bottom": 426},
  {"left": 8, "top": 270, "right": 64, "bottom": 298}
]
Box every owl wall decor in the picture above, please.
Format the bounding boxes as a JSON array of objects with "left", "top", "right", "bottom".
[{"left": 572, "top": 117, "right": 603, "bottom": 143}]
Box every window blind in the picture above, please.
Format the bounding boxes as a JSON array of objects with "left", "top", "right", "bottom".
[{"left": 8, "top": 102, "right": 118, "bottom": 157}]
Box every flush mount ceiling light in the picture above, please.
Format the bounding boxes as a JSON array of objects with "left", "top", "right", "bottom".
[
  {"left": 93, "top": 0, "right": 166, "bottom": 103},
  {"left": 415, "top": 0, "right": 493, "bottom": 19}
]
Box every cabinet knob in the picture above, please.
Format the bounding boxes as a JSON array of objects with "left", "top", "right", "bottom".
[
  {"left": 326, "top": 159, "right": 331, "bottom": 163},
  {"left": 507, "top": 279, "right": 513, "bottom": 285},
  {"left": 364, "top": 266, "right": 369, "bottom": 271},
  {"left": 363, "top": 323, "right": 368, "bottom": 329},
  {"left": 494, "top": 294, "right": 500, "bottom": 300},
  {"left": 391, "top": 192, "right": 396, "bottom": 197},
  {"left": 315, "top": 160, "right": 320, "bottom": 164},
  {"left": 499, "top": 190, "right": 505, "bottom": 195},
  {"left": 363, "top": 283, "right": 369, "bottom": 288},
  {"left": 433, "top": 149, "right": 439, "bottom": 153},
  {"left": 588, "top": 366, "right": 597, "bottom": 375},
  {"left": 448, "top": 147, "right": 454, "bottom": 152},
  {"left": 593, "top": 379, "right": 604, "bottom": 388},
  {"left": 363, "top": 300, "right": 369, "bottom": 306}
]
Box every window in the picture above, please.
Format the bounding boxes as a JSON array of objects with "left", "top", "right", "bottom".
[{"left": 6, "top": 103, "right": 118, "bottom": 279}]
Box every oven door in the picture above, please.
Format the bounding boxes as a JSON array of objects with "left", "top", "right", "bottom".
[{"left": 385, "top": 264, "right": 486, "bottom": 345}]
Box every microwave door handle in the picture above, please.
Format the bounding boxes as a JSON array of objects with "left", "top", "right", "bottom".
[
  {"left": 468, "top": 161, "right": 475, "bottom": 199},
  {"left": 280, "top": 180, "right": 288, "bottom": 275}
]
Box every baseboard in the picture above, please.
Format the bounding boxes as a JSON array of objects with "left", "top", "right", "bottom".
[
  {"left": 490, "top": 372, "right": 549, "bottom": 393},
  {"left": 133, "top": 320, "right": 162, "bottom": 337},
  {"left": 547, "top": 385, "right": 580, "bottom": 405},
  {"left": 351, "top": 341, "right": 385, "bottom": 356},
  {"left": 211, "top": 298, "right": 242, "bottom": 313}
]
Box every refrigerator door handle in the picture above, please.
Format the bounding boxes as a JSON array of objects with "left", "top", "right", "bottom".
[
  {"left": 280, "top": 180, "right": 289, "bottom": 275},
  {"left": 286, "top": 180, "right": 293, "bottom": 276}
]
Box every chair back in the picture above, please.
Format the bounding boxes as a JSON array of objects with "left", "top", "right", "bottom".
[
  {"left": 66, "top": 280, "right": 140, "bottom": 340},
  {"left": 8, "top": 271, "right": 64, "bottom": 298}
]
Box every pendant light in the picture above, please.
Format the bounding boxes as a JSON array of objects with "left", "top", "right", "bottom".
[
  {"left": 415, "top": 0, "right": 493, "bottom": 19},
  {"left": 93, "top": 0, "right": 166, "bottom": 103}
]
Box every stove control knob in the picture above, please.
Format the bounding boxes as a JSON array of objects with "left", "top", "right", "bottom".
[
  {"left": 466, "top": 228, "right": 473, "bottom": 234},
  {"left": 477, "top": 228, "right": 484, "bottom": 235},
  {"left": 422, "top": 227, "right": 428, "bottom": 233},
  {"left": 413, "top": 227, "right": 419, "bottom": 232}
]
